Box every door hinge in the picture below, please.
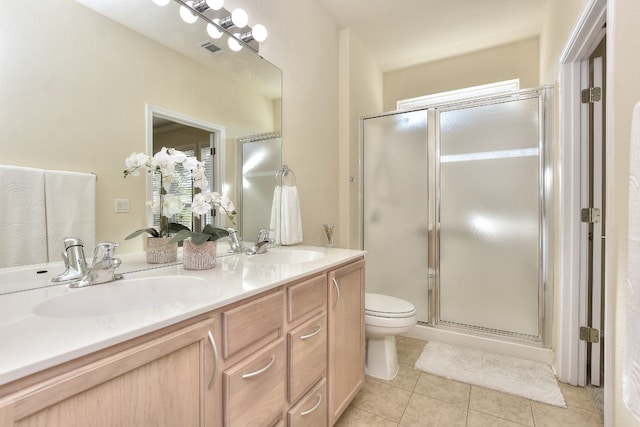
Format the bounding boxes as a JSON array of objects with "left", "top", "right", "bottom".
[
  {"left": 211, "top": 147, "right": 215, "bottom": 156},
  {"left": 580, "top": 326, "right": 600, "bottom": 343},
  {"left": 581, "top": 207, "right": 601, "bottom": 223},
  {"left": 581, "top": 87, "right": 602, "bottom": 103}
]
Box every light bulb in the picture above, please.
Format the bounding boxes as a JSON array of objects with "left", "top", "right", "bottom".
[
  {"left": 205, "top": 0, "right": 224, "bottom": 10},
  {"left": 251, "top": 24, "right": 268, "bottom": 42},
  {"left": 207, "top": 20, "right": 223, "bottom": 39},
  {"left": 152, "top": 0, "right": 170, "bottom": 5},
  {"left": 231, "top": 8, "right": 248, "bottom": 28},
  {"left": 228, "top": 34, "right": 243, "bottom": 52},
  {"left": 179, "top": 2, "right": 198, "bottom": 24}
]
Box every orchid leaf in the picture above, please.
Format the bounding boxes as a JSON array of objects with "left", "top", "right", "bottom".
[{"left": 125, "top": 228, "right": 159, "bottom": 239}]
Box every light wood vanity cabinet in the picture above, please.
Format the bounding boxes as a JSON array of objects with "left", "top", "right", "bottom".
[
  {"left": 0, "top": 317, "right": 220, "bottom": 427},
  {"left": 0, "top": 257, "right": 365, "bottom": 427},
  {"left": 328, "top": 259, "right": 366, "bottom": 425}
]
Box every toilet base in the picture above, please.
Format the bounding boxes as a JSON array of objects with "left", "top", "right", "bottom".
[{"left": 365, "top": 335, "right": 400, "bottom": 380}]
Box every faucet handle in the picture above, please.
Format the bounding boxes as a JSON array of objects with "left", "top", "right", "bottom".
[
  {"left": 92, "top": 242, "right": 119, "bottom": 264},
  {"left": 255, "top": 228, "right": 271, "bottom": 243}
]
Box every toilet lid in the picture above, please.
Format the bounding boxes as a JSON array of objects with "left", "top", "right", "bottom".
[{"left": 365, "top": 293, "right": 416, "bottom": 318}]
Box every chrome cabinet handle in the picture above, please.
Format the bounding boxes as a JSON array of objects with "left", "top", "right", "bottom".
[
  {"left": 242, "top": 356, "right": 276, "bottom": 379},
  {"left": 207, "top": 330, "right": 219, "bottom": 391},
  {"left": 300, "top": 324, "right": 322, "bottom": 340},
  {"left": 332, "top": 277, "right": 340, "bottom": 309},
  {"left": 300, "top": 394, "right": 322, "bottom": 416}
]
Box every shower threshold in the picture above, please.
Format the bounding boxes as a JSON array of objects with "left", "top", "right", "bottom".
[{"left": 405, "top": 322, "right": 554, "bottom": 365}]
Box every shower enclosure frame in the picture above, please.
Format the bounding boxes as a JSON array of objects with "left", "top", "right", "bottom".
[{"left": 361, "top": 86, "right": 554, "bottom": 348}]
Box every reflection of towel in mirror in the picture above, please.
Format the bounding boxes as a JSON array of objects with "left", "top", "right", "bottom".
[
  {"left": 0, "top": 165, "right": 47, "bottom": 267},
  {"left": 270, "top": 184, "right": 303, "bottom": 245},
  {"left": 44, "top": 170, "right": 96, "bottom": 261},
  {"left": 270, "top": 186, "right": 282, "bottom": 244},
  {"left": 281, "top": 185, "right": 303, "bottom": 245}
]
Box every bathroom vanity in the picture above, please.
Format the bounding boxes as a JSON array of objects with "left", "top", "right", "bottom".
[{"left": 0, "top": 246, "right": 365, "bottom": 426}]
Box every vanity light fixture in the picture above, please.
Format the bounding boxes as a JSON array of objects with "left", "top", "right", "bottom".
[
  {"left": 152, "top": 0, "right": 171, "bottom": 6},
  {"left": 218, "top": 8, "right": 248, "bottom": 29},
  {"left": 227, "top": 34, "right": 243, "bottom": 52},
  {"left": 205, "top": 0, "right": 224, "bottom": 10},
  {"left": 179, "top": 1, "right": 198, "bottom": 23},
  {"left": 172, "top": 0, "right": 267, "bottom": 52},
  {"left": 239, "top": 24, "right": 268, "bottom": 43},
  {"left": 206, "top": 20, "right": 224, "bottom": 39}
]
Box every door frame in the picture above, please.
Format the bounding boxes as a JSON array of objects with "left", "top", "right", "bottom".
[{"left": 557, "top": 0, "right": 606, "bottom": 387}]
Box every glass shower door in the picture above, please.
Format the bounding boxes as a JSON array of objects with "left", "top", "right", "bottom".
[
  {"left": 362, "top": 110, "right": 430, "bottom": 322},
  {"left": 437, "top": 96, "right": 542, "bottom": 337}
]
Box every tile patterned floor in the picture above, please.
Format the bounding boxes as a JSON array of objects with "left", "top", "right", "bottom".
[{"left": 335, "top": 336, "right": 604, "bottom": 427}]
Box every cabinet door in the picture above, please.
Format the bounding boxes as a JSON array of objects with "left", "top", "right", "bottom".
[
  {"left": 327, "top": 259, "right": 365, "bottom": 425},
  {"left": 223, "top": 339, "right": 286, "bottom": 427},
  {"left": 0, "top": 318, "right": 220, "bottom": 427}
]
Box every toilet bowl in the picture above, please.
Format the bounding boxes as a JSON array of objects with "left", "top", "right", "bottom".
[{"left": 364, "top": 293, "right": 417, "bottom": 380}]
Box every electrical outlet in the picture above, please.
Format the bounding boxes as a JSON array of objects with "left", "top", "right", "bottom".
[{"left": 115, "top": 199, "right": 129, "bottom": 213}]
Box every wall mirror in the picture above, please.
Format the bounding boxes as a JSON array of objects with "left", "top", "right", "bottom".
[{"left": 0, "top": 0, "right": 282, "bottom": 292}]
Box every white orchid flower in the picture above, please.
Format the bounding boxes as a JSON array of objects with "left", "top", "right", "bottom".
[
  {"left": 167, "top": 147, "right": 187, "bottom": 164},
  {"left": 124, "top": 152, "right": 151, "bottom": 176},
  {"left": 161, "top": 174, "right": 174, "bottom": 192},
  {"left": 162, "top": 194, "right": 184, "bottom": 216},
  {"left": 192, "top": 170, "right": 209, "bottom": 191},
  {"left": 182, "top": 156, "right": 201, "bottom": 173},
  {"left": 208, "top": 192, "right": 222, "bottom": 204},
  {"left": 221, "top": 196, "right": 235, "bottom": 213},
  {"left": 191, "top": 193, "right": 212, "bottom": 216}
]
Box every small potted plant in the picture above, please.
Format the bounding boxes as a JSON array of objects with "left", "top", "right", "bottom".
[
  {"left": 123, "top": 147, "right": 208, "bottom": 264},
  {"left": 170, "top": 191, "right": 236, "bottom": 270}
]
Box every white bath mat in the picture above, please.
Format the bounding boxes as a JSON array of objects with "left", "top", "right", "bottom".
[{"left": 414, "top": 341, "right": 566, "bottom": 407}]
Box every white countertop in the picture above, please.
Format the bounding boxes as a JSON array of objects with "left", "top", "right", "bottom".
[{"left": 0, "top": 246, "right": 365, "bottom": 386}]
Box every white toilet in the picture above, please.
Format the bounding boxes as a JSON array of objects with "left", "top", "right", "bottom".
[{"left": 364, "top": 293, "right": 417, "bottom": 380}]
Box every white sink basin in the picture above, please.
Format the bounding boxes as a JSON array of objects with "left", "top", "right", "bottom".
[
  {"left": 33, "top": 275, "right": 211, "bottom": 318},
  {"left": 247, "top": 249, "right": 324, "bottom": 265}
]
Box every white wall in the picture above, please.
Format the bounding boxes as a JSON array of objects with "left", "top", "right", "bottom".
[
  {"left": 338, "top": 30, "right": 383, "bottom": 249},
  {"left": 383, "top": 37, "right": 540, "bottom": 111}
]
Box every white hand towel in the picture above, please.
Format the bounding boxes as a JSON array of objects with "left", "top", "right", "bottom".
[
  {"left": 0, "top": 165, "right": 47, "bottom": 267},
  {"left": 269, "top": 186, "right": 282, "bottom": 245},
  {"left": 281, "top": 185, "right": 303, "bottom": 245},
  {"left": 44, "top": 170, "right": 96, "bottom": 261},
  {"left": 624, "top": 102, "right": 640, "bottom": 422}
]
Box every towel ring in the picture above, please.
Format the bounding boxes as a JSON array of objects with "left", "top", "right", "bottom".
[{"left": 275, "top": 164, "right": 297, "bottom": 186}]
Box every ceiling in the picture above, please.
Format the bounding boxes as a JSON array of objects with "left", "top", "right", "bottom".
[{"left": 313, "top": 0, "right": 549, "bottom": 72}]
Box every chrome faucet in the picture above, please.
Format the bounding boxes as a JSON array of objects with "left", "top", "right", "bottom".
[
  {"left": 227, "top": 228, "right": 244, "bottom": 253},
  {"left": 246, "top": 228, "right": 273, "bottom": 255},
  {"left": 70, "top": 242, "right": 123, "bottom": 288},
  {"left": 52, "top": 237, "right": 89, "bottom": 283}
]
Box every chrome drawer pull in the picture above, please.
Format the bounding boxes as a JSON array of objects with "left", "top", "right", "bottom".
[
  {"left": 207, "top": 330, "right": 219, "bottom": 391},
  {"left": 242, "top": 355, "right": 276, "bottom": 379},
  {"left": 300, "top": 394, "right": 322, "bottom": 416},
  {"left": 332, "top": 277, "right": 340, "bottom": 309},
  {"left": 300, "top": 324, "right": 322, "bottom": 340}
]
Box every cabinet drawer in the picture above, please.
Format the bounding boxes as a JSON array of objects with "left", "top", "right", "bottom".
[
  {"left": 287, "top": 274, "right": 327, "bottom": 324},
  {"left": 222, "top": 290, "right": 283, "bottom": 358},
  {"left": 223, "top": 339, "right": 286, "bottom": 427},
  {"left": 288, "top": 312, "right": 327, "bottom": 403},
  {"left": 287, "top": 378, "right": 326, "bottom": 427}
]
